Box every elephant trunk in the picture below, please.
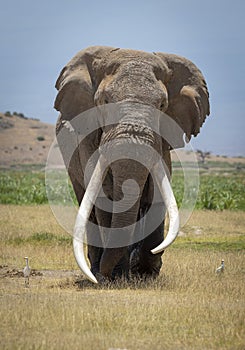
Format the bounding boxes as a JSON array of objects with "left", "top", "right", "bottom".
[{"left": 99, "top": 159, "right": 149, "bottom": 277}]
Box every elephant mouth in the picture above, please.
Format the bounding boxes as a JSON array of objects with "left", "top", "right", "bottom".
[{"left": 73, "top": 154, "right": 180, "bottom": 284}]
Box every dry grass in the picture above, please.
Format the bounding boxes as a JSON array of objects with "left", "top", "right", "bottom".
[
  {"left": 0, "top": 205, "right": 76, "bottom": 270},
  {"left": 0, "top": 205, "right": 244, "bottom": 350}
]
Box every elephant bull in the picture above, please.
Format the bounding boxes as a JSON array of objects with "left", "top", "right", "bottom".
[{"left": 54, "top": 46, "right": 210, "bottom": 283}]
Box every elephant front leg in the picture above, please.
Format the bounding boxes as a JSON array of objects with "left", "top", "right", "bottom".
[
  {"left": 96, "top": 206, "right": 130, "bottom": 280},
  {"left": 85, "top": 204, "right": 111, "bottom": 278},
  {"left": 86, "top": 208, "right": 104, "bottom": 276},
  {"left": 93, "top": 205, "right": 130, "bottom": 280},
  {"left": 87, "top": 245, "right": 103, "bottom": 276},
  {"left": 130, "top": 203, "right": 165, "bottom": 278},
  {"left": 100, "top": 246, "right": 129, "bottom": 279}
]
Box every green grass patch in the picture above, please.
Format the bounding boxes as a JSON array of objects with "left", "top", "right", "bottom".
[
  {"left": 172, "top": 172, "right": 245, "bottom": 210},
  {"left": 0, "top": 171, "right": 47, "bottom": 204},
  {"left": 173, "top": 236, "right": 245, "bottom": 251},
  {"left": 6, "top": 232, "right": 72, "bottom": 246},
  {"left": 0, "top": 170, "right": 75, "bottom": 205},
  {"left": 0, "top": 170, "right": 244, "bottom": 210}
]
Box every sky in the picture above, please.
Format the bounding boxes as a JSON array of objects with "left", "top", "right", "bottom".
[{"left": 0, "top": 0, "right": 244, "bottom": 156}]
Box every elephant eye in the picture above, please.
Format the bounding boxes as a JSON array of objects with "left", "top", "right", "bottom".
[
  {"left": 153, "top": 67, "right": 165, "bottom": 82},
  {"left": 103, "top": 90, "right": 111, "bottom": 104},
  {"left": 160, "top": 98, "right": 168, "bottom": 111},
  {"left": 106, "top": 61, "right": 120, "bottom": 75}
]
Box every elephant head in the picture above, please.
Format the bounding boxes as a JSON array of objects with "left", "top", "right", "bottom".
[{"left": 54, "top": 46, "right": 210, "bottom": 283}]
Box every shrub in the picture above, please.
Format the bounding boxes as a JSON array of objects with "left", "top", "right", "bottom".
[{"left": 37, "top": 136, "right": 45, "bottom": 141}]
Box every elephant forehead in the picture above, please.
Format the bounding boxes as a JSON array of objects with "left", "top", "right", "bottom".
[
  {"left": 110, "top": 48, "right": 158, "bottom": 64},
  {"left": 119, "top": 60, "right": 154, "bottom": 72},
  {"left": 100, "top": 50, "right": 168, "bottom": 75},
  {"left": 115, "top": 61, "right": 156, "bottom": 83}
]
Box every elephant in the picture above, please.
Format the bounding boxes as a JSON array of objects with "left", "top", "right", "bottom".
[{"left": 54, "top": 46, "right": 210, "bottom": 283}]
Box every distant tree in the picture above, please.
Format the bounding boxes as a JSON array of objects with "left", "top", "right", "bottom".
[
  {"left": 7, "top": 111, "right": 28, "bottom": 119},
  {"left": 18, "top": 113, "right": 27, "bottom": 119},
  {"left": 196, "top": 149, "right": 211, "bottom": 164},
  {"left": 4, "top": 111, "right": 12, "bottom": 117}
]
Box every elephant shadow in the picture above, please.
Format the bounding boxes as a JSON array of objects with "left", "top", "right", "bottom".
[{"left": 73, "top": 273, "right": 170, "bottom": 290}]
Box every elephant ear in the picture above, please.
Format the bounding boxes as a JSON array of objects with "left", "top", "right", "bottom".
[
  {"left": 54, "top": 46, "right": 115, "bottom": 200},
  {"left": 54, "top": 46, "right": 115, "bottom": 120},
  {"left": 155, "top": 53, "right": 210, "bottom": 143}
]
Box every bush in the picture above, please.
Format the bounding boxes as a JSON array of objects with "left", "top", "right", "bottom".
[{"left": 37, "top": 136, "right": 45, "bottom": 141}]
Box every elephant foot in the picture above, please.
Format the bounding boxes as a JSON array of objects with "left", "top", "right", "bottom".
[
  {"left": 111, "top": 254, "right": 130, "bottom": 280},
  {"left": 129, "top": 247, "right": 163, "bottom": 279},
  {"left": 93, "top": 270, "right": 129, "bottom": 285},
  {"left": 94, "top": 272, "right": 109, "bottom": 284},
  {"left": 99, "top": 247, "right": 130, "bottom": 280},
  {"left": 92, "top": 265, "right": 129, "bottom": 282}
]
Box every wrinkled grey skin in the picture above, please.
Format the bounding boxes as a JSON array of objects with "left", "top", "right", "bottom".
[{"left": 54, "top": 46, "right": 210, "bottom": 280}]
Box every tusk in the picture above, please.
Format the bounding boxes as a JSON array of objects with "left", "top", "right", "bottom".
[
  {"left": 73, "top": 154, "right": 107, "bottom": 283},
  {"left": 151, "top": 160, "right": 180, "bottom": 254}
]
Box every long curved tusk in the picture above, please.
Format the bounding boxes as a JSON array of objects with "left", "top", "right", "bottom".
[
  {"left": 151, "top": 160, "right": 180, "bottom": 254},
  {"left": 73, "top": 155, "right": 108, "bottom": 284}
]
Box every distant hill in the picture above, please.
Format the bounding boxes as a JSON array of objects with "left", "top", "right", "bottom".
[
  {"left": 0, "top": 112, "right": 244, "bottom": 170},
  {"left": 0, "top": 112, "right": 55, "bottom": 168}
]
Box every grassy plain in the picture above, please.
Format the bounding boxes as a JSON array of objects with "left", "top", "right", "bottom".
[
  {"left": 1, "top": 166, "right": 244, "bottom": 210},
  {"left": 0, "top": 205, "right": 244, "bottom": 350}
]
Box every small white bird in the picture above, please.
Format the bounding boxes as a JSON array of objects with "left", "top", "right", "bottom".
[
  {"left": 216, "top": 259, "right": 224, "bottom": 274},
  {"left": 23, "top": 257, "right": 31, "bottom": 287}
]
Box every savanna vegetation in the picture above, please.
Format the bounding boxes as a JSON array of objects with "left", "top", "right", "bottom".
[
  {"left": 0, "top": 165, "right": 244, "bottom": 210},
  {"left": 0, "top": 163, "right": 244, "bottom": 349}
]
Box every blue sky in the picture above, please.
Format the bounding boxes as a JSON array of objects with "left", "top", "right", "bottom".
[{"left": 1, "top": 0, "right": 244, "bottom": 156}]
